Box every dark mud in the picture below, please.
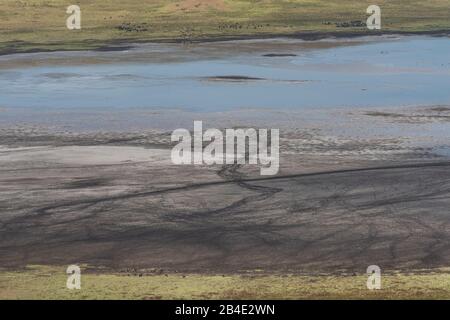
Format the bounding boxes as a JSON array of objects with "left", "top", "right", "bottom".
[
  {"left": 1, "top": 29, "right": 449, "bottom": 56},
  {"left": 203, "top": 75, "right": 266, "bottom": 82},
  {"left": 0, "top": 130, "right": 449, "bottom": 274},
  {"left": 262, "top": 53, "right": 297, "bottom": 57}
]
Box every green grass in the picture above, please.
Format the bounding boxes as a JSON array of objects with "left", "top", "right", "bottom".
[
  {"left": 0, "top": 0, "right": 450, "bottom": 54},
  {"left": 1, "top": 265, "right": 450, "bottom": 299}
]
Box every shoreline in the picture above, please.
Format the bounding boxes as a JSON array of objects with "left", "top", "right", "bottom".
[
  {"left": 1, "top": 29, "right": 449, "bottom": 56},
  {"left": 1, "top": 265, "right": 450, "bottom": 299}
]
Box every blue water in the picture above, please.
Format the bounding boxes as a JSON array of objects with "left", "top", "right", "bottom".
[{"left": 0, "top": 36, "right": 449, "bottom": 111}]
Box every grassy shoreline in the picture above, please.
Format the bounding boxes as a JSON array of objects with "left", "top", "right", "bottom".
[
  {"left": 1, "top": 266, "right": 450, "bottom": 299},
  {"left": 1, "top": 0, "right": 450, "bottom": 55}
]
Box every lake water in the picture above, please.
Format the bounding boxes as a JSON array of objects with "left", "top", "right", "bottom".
[{"left": 1, "top": 36, "right": 449, "bottom": 112}]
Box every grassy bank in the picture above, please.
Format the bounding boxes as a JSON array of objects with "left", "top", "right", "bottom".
[
  {"left": 0, "top": 0, "right": 450, "bottom": 54},
  {"left": 1, "top": 266, "right": 450, "bottom": 299}
]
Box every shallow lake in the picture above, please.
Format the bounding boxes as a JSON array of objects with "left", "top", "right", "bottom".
[{"left": 0, "top": 36, "right": 449, "bottom": 112}]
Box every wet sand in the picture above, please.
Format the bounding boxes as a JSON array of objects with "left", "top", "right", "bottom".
[{"left": 1, "top": 106, "right": 449, "bottom": 274}]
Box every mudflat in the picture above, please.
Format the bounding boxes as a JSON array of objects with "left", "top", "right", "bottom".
[
  {"left": 1, "top": 33, "right": 449, "bottom": 298},
  {"left": 1, "top": 106, "right": 449, "bottom": 274}
]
